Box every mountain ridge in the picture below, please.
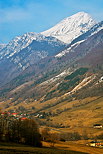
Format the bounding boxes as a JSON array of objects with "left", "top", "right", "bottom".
[{"left": 0, "top": 12, "right": 102, "bottom": 91}]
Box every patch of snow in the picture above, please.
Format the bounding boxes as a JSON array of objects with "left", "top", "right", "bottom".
[
  {"left": 71, "top": 75, "right": 96, "bottom": 92},
  {"left": 40, "top": 69, "right": 71, "bottom": 85},
  {"left": 55, "top": 40, "right": 84, "bottom": 58},
  {"left": 64, "top": 75, "right": 96, "bottom": 96},
  {"left": 90, "top": 21, "right": 103, "bottom": 36}
]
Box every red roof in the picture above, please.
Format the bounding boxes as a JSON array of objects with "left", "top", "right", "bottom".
[
  {"left": 11, "top": 113, "right": 18, "bottom": 115},
  {"left": 20, "top": 117, "right": 27, "bottom": 120}
]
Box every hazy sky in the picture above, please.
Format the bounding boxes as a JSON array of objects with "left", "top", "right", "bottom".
[{"left": 0, "top": 0, "right": 103, "bottom": 43}]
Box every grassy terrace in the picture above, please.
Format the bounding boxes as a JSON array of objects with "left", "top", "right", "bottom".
[{"left": 0, "top": 142, "right": 87, "bottom": 154}]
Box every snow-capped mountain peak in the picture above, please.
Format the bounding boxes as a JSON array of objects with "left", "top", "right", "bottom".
[{"left": 41, "top": 12, "right": 96, "bottom": 43}]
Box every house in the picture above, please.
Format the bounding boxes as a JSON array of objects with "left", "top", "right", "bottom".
[
  {"left": 99, "top": 76, "right": 103, "bottom": 82},
  {"left": 89, "top": 141, "right": 96, "bottom": 147},
  {"left": 93, "top": 124, "right": 103, "bottom": 129},
  {"left": 11, "top": 113, "right": 18, "bottom": 117}
]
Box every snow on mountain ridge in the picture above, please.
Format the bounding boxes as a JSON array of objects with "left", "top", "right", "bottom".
[
  {"left": 56, "top": 28, "right": 103, "bottom": 58},
  {"left": 84, "top": 21, "right": 103, "bottom": 37},
  {"left": 41, "top": 12, "right": 96, "bottom": 43},
  {"left": 55, "top": 41, "right": 83, "bottom": 58},
  {"left": 0, "top": 32, "right": 64, "bottom": 59},
  {"left": 1, "top": 32, "right": 45, "bottom": 59},
  {"left": 70, "top": 21, "right": 103, "bottom": 46}
]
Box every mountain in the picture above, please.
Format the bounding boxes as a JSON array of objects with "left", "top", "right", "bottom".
[
  {"left": 0, "top": 12, "right": 101, "bottom": 88},
  {"left": 7, "top": 35, "right": 66, "bottom": 70},
  {"left": 0, "top": 33, "right": 66, "bottom": 86},
  {"left": 41, "top": 12, "right": 96, "bottom": 43}
]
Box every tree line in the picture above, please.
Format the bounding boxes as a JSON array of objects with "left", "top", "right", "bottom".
[{"left": 0, "top": 113, "right": 42, "bottom": 147}]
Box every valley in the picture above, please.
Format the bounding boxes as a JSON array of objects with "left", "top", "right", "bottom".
[{"left": 0, "top": 11, "right": 103, "bottom": 153}]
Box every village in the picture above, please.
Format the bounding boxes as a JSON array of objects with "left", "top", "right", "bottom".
[{"left": 0, "top": 111, "right": 103, "bottom": 149}]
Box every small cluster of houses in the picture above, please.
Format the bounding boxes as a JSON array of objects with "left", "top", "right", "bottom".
[
  {"left": 88, "top": 141, "right": 103, "bottom": 147},
  {"left": 0, "top": 112, "right": 29, "bottom": 121},
  {"left": 0, "top": 111, "right": 51, "bottom": 120},
  {"left": 34, "top": 112, "right": 52, "bottom": 119}
]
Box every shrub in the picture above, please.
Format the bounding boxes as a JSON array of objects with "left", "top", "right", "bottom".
[
  {"left": 60, "top": 132, "right": 81, "bottom": 141},
  {"left": 64, "top": 68, "right": 88, "bottom": 80},
  {"left": 95, "top": 133, "right": 103, "bottom": 139}
]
